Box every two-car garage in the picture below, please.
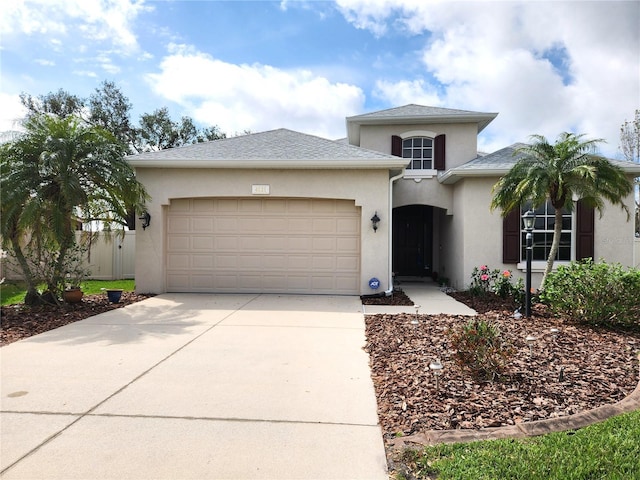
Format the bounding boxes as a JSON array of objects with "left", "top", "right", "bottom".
[
  {"left": 166, "top": 197, "right": 361, "bottom": 294},
  {"left": 130, "top": 128, "right": 406, "bottom": 296}
]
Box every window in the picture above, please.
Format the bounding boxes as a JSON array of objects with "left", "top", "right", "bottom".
[
  {"left": 521, "top": 201, "right": 572, "bottom": 261},
  {"left": 403, "top": 137, "right": 433, "bottom": 170}
]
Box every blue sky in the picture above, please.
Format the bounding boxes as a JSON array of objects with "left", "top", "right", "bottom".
[{"left": 1, "top": 0, "right": 638, "bottom": 157}]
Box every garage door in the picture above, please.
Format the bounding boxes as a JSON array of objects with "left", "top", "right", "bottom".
[{"left": 166, "top": 198, "right": 361, "bottom": 294}]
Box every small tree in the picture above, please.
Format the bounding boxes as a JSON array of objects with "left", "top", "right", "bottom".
[
  {"left": 0, "top": 114, "right": 149, "bottom": 305},
  {"left": 491, "top": 133, "right": 633, "bottom": 289}
]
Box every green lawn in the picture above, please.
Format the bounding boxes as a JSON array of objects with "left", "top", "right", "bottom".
[
  {"left": 0, "top": 279, "right": 136, "bottom": 306},
  {"left": 401, "top": 409, "right": 640, "bottom": 480}
]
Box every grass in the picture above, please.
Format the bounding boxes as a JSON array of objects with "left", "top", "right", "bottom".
[
  {"left": 400, "top": 409, "right": 640, "bottom": 480},
  {"left": 0, "top": 279, "right": 136, "bottom": 305}
]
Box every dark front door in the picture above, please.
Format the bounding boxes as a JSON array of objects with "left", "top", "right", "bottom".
[{"left": 393, "top": 205, "right": 433, "bottom": 276}]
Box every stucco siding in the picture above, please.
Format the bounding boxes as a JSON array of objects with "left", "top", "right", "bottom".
[
  {"left": 393, "top": 177, "right": 454, "bottom": 213},
  {"left": 134, "top": 168, "right": 392, "bottom": 295},
  {"left": 593, "top": 190, "right": 637, "bottom": 265},
  {"left": 357, "top": 123, "right": 479, "bottom": 169}
]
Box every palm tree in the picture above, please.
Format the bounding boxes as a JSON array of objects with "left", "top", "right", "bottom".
[
  {"left": 1, "top": 114, "right": 148, "bottom": 304},
  {"left": 491, "top": 132, "right": 633, "bottom": 289}
]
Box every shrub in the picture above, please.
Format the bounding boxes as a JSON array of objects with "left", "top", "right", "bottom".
[
  {"left": 448, "top": 319, "right": 514, "bottom": 380},
  {"left": 540, "top": 259, "right": 640, "bottom": 327}
]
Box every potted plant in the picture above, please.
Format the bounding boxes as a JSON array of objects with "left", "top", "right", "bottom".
[
  {"left": 62, "top": 252, "right": 90, "bottom": 304},
  {"left": 105, "top": 288, "right": 123, "bottom": 303}
]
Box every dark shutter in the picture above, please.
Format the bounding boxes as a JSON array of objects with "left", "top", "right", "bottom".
[
  {"left": 391, "top": 135, "right": 402, "bottom": 157},
  {"left": 503, "top": 208, "right": 521, "bottom": 263},
  {"left": 434, "top": 134, "right": 446, "bottom": 170},
  {"left": 576, "top": 199, "right": 595, "bottom": 260}
]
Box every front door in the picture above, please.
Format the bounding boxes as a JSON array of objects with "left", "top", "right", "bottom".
[{"left": 392, "top": 205, "right": 433, "bottom": 277}]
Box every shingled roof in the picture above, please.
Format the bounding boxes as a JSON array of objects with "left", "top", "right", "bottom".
[
  {"left": 128, "top": 128, "right": 408, "bottom": 170},
  {"left": 439, "top": 143, "right": 640, "bottom": 184},
  {"left": 346, "top": 104, "right": 498, "bottom": 145}
]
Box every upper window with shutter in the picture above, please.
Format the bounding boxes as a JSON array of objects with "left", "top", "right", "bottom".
[
  {"left": 393, "top": 133, "right": 445, "bottom": 179},
  {"left": 403, "top": 137, "right": 433, "bottom": 169}
]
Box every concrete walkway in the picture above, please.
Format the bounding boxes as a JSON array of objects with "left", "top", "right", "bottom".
[
  {"left": 1, "top": 294, "right": 387, "bottom": 479},
  {"left": 362, "top": 280, "right": 477, "bottom": 316}
]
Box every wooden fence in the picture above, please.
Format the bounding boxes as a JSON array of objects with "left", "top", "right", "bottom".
[{"left": 1, "top": 231, "right": 135, "bottom": 281}]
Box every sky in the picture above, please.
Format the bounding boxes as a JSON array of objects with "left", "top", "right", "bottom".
[{"left": 1, "top": 0, "right": 638, "bottom": 157}]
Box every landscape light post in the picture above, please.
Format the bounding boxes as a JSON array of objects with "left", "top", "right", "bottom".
[{"left": 522, "top": 210, "right": 536, "bottom": 317}]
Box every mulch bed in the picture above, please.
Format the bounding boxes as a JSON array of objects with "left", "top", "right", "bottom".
[
  {"left": 0, "top": 292, "right": 154, "bottom": 347},
  {"left": 365, "top": 292, "right": 640, "bottom": 448},
  {"left": 361, "top": 289, "right": 414, "bottom": 306}
]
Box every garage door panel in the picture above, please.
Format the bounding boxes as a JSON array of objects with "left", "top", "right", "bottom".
[
  {"left": 192, "top": 217, "right": 214, "bottom": 232},
  {"left": 214, "top": 254, "right": 236, "bottom": 269},
  {"left": 216, "top": 217, "right": 238, "bottom": 232},
  {"left": 192, "top": 236, "right": 215, "bottom": 251},
  {"left": 168, "top": 217, "right": 190, "bottom": 233},
  {"left": 312, "top": 218, "right": 336, "bottom": 233},
  {"left": 336, "top": 256, "right": 359, "bottom": 271},
  {"left": 167, "top": 236, "right": 190, "bottom": 251},
  {"left": 336, "top": 237, "right": 359, "bottom": 253},
  {"left": 288, "top": 218, "right": 313, "bottom": 232},
  {"left": 193, "top": 199, "right": 215, "bottom": 212},
  {"left": 167, "top": 254, "right": 190, "bottom": 269},
  {"left": 167, "top": 198, "right": 360, "bottom": 294},
  {"left": 337, "top": 218, "right": 359, "bottom": 234}
]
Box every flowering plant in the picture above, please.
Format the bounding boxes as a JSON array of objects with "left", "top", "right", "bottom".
[
  {"left": 469, "top": 265, "right": 524, "bottom": 303},
  {"left": 469, "top": 265, "right": 497, "bottom": 296}
]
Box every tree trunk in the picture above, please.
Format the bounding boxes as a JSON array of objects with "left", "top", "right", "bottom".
[
  {"left": 9, "top": 237, "right": 41, "bottom": 306},
  {"left": 540, "top": 208, "right": 564, "bottom": 290}
]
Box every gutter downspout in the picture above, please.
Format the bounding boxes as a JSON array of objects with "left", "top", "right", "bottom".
[{"left": 386, "top": 170, "right": 405, "bottom": 296}]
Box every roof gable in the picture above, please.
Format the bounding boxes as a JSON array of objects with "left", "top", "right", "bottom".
[{"left": 346, "top": 104, "right": 498, "bottom": 145}]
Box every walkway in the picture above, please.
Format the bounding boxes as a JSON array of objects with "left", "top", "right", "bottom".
[{"left": 362, "top": 279, "right": 477, "bottom": 316}]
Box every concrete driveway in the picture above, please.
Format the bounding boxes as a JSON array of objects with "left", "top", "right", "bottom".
[{"left": 1, "top": 294, "right": 387, "bottom": 479}]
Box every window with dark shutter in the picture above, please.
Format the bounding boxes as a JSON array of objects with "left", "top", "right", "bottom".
[
  {"left": 576, "top": 199, "right": 595, "bottom": 260},
  {"left": 434, "top": 134, "right": 446, "bottom": 170},
  {"left": 503, "top": 208, "right": 521, "bottom": 263},
  {"left": 391, "top": 135, "right": 402, "bottom": 157}
]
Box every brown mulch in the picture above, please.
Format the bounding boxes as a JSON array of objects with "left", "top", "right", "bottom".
[
  {"left": 1, "top": 292, "right": 154, "bottom": 347},
  {"left": 365, "top": 292, "right": 640, "bottom": 449},
  {"left": 361, "top": 289, "right": 414, "bottom": 306}
]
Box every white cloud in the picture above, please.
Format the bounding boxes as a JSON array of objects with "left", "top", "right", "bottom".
[
  {"left": 0, "top": 93, "right": 27, "bottom": 132},
  {"left": 34, "top": 58, "right": 55, "bottom": 66},
  {"left": 336, "top": 0, "right": 640, "bottom": 157},
  {"left": 145, "top": 44, "right": 366, "bottom": 139},
  {"left": 0, "top": 0, "right": 150, "bottom": 53}
]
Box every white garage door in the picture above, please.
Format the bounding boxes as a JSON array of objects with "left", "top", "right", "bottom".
[{"left": 166, "top": 198, "right": 361, "bottom": 294}]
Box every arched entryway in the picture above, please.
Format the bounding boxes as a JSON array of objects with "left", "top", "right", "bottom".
[{"left": 392, "top": 205, "right": 433, "bottom": 277}]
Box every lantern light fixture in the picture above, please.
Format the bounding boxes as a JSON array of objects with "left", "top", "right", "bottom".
[{"left": 371, "top": 212, "right": 380, "bottom": 232}]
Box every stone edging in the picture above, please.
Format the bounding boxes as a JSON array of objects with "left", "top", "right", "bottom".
[{"left": 391, "top": 353, "right": 640, "bottom": 449}]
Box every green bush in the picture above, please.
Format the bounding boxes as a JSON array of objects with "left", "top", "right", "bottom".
[
  {"left": 448, "top": 319, "right": 514, "bottom": 380},
  {"left": 540, "top": 259, "right": 640, "bottom": 327}
]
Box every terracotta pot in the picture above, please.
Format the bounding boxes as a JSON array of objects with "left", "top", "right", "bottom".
[{"left": 63, "top": 288, "right": 83, "bottom": 304}]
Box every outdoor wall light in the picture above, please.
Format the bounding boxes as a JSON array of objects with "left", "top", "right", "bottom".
[
  {"left": 139, "top": 211, "right": 151, "bottom": 230},
  {"left": 429, "top": 359, "right": 444, "bottom": 390},
  {"left": 371, "top": 212, "right": 380, "bottom": 232}
]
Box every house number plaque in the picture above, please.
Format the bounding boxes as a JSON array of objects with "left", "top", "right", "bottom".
[{"left": 251, "top": 184, "right": 270, "bottom": 195}]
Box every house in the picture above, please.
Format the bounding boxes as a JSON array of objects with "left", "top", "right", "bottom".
[{"left": 128, "top": 105, "right": 640, "bottom": 295}]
